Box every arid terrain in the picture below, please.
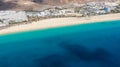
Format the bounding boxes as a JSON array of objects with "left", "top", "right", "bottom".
[
  {"left": 0, "top": 0, "right": 120, "bottom": 34},
  {"left": 1, "top": 0, "right": 118, "bottom": 10}
]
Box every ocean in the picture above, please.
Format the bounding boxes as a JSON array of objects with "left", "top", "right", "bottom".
[{"left": 0, "top": 20, "right": 120, "bottom": 67}]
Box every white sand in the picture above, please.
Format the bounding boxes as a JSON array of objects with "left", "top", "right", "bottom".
[{"left": 0, "top": 13, "right": 120, "bottom": 35}]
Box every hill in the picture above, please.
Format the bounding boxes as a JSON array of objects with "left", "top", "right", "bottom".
[{"left": 0, "top": 0, "right": 118, "bottom": 10}]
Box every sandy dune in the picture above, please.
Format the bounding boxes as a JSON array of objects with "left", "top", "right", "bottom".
[{"left": 0, "top": 13, "right": 120, "bottom": 35}]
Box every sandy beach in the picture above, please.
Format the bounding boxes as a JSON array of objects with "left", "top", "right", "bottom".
[{"left": 0, "top": 13, "right": 120, "bottom": 35}]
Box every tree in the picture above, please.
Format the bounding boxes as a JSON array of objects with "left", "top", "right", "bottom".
[{"left": 74, "top": 7, "right": 81, "bottom": 13}]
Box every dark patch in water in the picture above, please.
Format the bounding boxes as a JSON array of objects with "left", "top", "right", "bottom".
[
  {"left": 1, "top": 20, "right": 120, "bottom": 67},
  {"left": 93, "top": 48, "right": 112, "bottom": 60},
  {"left": 59, "top": 42, "right": 120, "bottom": 67},
  {"left": 34, "top": 54, "right": 71, "bottom": 67}
]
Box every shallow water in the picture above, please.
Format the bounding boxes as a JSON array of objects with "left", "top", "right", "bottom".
[{"left": 0, "top": 20, "right": 120, "bottom": 67}]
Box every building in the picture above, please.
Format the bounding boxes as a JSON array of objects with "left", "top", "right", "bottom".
[
  {"left": 26, "top": 11, "right": 42, "bottom": 17},
  {"left": 0, "top": 11, "right": 28, "bottom": 23}
]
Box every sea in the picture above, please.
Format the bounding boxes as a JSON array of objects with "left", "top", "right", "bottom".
[{"left": 0, "top": 20, "right": 120, "bottom": 67}]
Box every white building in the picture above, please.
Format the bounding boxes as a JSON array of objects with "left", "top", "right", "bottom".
[
  {"left": 0, "top": 11, "right": 28, "bottom": 23},
  {"left": 0, "top": 23, "right": 8, "bottom": 27},
  {"left": 58, "top": 10, "right": 66, "bottom": 15},
  {"left": 104, "top": 2, "right": 119, "bottom": 7},
  {"left": 26, "top": 11, "right": 42, "bottom": 17},
  {"left": 61, "top": 8, "right": 75, "bottom": 16},
  {"left": 94, "top": 10, "right": 106, "bottom": 14}
]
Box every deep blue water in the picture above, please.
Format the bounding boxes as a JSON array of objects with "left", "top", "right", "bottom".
[{"left": 0, "top": 20, "right": 120, "bottom": 67}]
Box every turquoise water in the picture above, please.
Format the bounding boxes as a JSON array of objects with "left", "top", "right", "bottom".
[{"left": 0, "top": 20, "right": 120, "bottom": 67}]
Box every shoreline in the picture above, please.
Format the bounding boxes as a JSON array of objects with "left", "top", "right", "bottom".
[{"left": 0, "top": 13, "right": 120, "bottom": 35}]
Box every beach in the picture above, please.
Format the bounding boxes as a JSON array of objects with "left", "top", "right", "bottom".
[
  {"left": 0, "top": 13, "right": 120, "bottom": 67},
  {"left": 0, "top": 13, "right": 120, "bottom": 35}
]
